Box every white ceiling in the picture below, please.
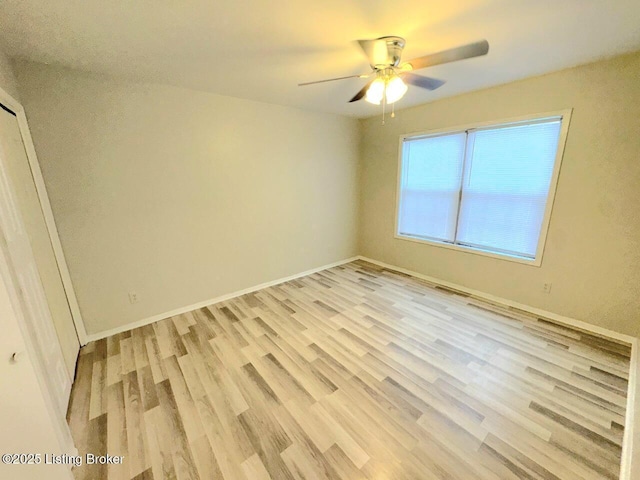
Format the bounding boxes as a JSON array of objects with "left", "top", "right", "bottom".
[{"left": 1, "top": 1, "right": 639, "bottom": 118}]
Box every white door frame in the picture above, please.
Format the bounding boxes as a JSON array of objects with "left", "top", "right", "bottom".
[{"left": 0, "top": 85, "right": 88, "bottom": 345}]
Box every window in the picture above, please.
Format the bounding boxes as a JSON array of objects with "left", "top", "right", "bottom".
[{"left": 396, "top": 112, "right": 570, "bottom": 265}]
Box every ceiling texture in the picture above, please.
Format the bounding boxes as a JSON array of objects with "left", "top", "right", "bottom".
[{"left": 1, "top": 0, "right": 639, "bottom": 117}]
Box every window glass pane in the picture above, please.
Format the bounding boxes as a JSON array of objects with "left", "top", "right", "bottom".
[
  {"left": 456, "top": 120, "right": 562, "bottom": 257},
  {"left": 398, "top": 133, "right": 466, "bottom": 242}
]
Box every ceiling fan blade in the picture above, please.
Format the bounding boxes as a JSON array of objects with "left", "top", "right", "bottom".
[
  {"left": 357, "top": 38, "right": 392, "bottom": 68},
  {"left": 298, "top": 73, "right": 370, "bottom": 86},
  {"left": 405, "top": 40, "right": 489, "bottom": 71},
  {"left": 401, "top": 73, "right": 446, "bottom": 91},
  {"left": 348, "top": 79, "right": 374, "bottom": 103}
]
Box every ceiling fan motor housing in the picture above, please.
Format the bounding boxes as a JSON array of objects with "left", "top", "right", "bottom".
[{"left": 375, "top": 36, "right": 406, "bottom": 68}]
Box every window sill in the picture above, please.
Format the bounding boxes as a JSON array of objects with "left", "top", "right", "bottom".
[{"left": 394, "top": 233, "right": 543, "bottom": 267}]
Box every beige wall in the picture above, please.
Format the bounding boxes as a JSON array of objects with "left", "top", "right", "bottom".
[
  {"left": 0, "top": 48, "right": 19, "bottom": 100},
  {"left": 13, "top": 52, "right": 640, "bottom": 342},
  {"left": 14, "top": 61, "right": 360, "bottom": 336},
  {"left": 359, "top": 52, "right": 640, "bottom": 338}
]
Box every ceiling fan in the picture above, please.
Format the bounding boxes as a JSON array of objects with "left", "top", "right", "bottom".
[{"left": 299, "top": 37, "right": 489, "bottom": 106}]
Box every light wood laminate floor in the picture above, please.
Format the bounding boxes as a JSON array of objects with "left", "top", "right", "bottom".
[{"left": 68, "top": 260, "right": 631, "bottom": 480}]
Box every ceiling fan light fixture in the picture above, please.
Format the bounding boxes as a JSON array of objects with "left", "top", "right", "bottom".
[
  {"left": 365, "top": 77, "right": 385, "bottom": 105},
  {"left": 365, "top": 73, "right": 407, "bottom": 106},
  {"left": 301, "top": 36, "right": 489, "bottom": 122},
  {"left": 385, "top": 75, "right": 408, "bottom": 104}
]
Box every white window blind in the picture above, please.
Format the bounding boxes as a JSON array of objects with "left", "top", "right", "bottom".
[
  {"left": 397, "top": 133, "right": 466, "bottom": 242},
  {"left": 397, "top": 117, "right": 564, "bottom": 261}
]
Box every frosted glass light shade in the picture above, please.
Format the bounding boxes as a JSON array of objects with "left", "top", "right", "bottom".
[
  {"left": 365, "top": 77, "right": 385, "bottom": 104},
  {"left": 385, "top": 76, "right": 407, "bottom": 103}
]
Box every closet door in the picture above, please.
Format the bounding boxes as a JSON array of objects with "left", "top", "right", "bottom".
[
  {"left": 0, "top": 259, "right": 74, "bottom": 480},
  {"left": 0, "top": 104, "right": 79, "bottom": 398}
]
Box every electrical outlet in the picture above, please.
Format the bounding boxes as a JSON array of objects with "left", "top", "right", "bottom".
[
  {"left": 128, "top": 292, "right": 139, "bottom": 304},
  {"left": 542, "top": 283, "right": 552, "bottom": 294}
]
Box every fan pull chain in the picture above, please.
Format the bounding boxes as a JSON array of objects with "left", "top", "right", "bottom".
[
  {"left": 382, "top": 94, "right": 386, "bottom": 125},
  {"left": 391, "top": 102, "right": 395, "bottom": 118}
]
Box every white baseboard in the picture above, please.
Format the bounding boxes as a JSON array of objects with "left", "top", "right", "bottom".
[
  {"left": 84, "top": 256, "right": 359, "bottom": 343},
  {"left": 356, "top": 255, "right": 635, "bottom": 344},
  {"left": 356, "top": 254, "right": 638, "bottom": 480}
]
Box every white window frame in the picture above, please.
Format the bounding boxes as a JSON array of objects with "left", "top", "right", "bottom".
[{"left": 394, "top": 109, "right": 573, "bottom": 267}]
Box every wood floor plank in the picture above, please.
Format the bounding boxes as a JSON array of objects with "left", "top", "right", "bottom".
[
  {"left": 155, "top": 379, "right": 199, "bottom": 480},
  {"left": 107, "top": 382, "right": 130, "bottom": 480},
  {"left": 68, "top": 260, "right": 630, "bottom": 480},
  {"left": 190, "top": 435, "right": 223, "bottom": 480},
  {"left": 89, "top": 358, "right": 107, "bottom": 419},
  {"left": 143, "top": 406, "right": 175, "bottom": 480},
  {"left": 123, "top": 370, "right": 150, "bottom": 478},
  {"left": 240, "top": 453, "right": 271, "bottom": 480}
]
